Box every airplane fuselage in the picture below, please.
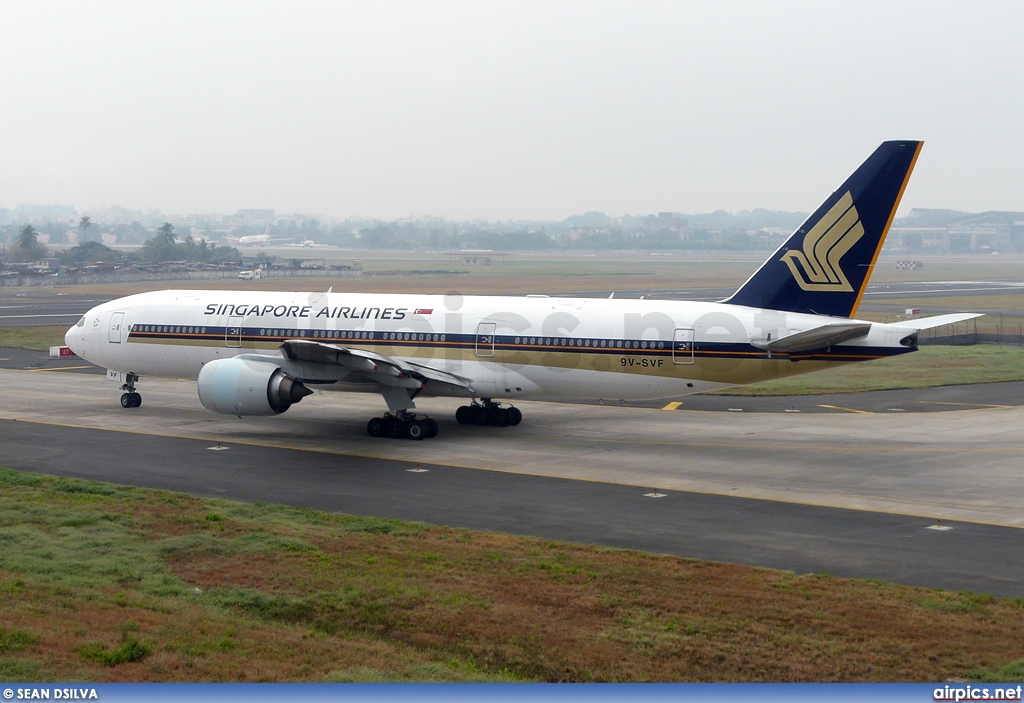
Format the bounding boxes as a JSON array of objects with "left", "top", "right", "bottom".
[{"left": 67, "top": 289, "right": 916, "bottom": 403}]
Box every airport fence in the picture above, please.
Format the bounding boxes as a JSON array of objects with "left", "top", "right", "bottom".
[
  {"left": 0, "top": 268, "right": 362, "bottom": 288},
  {"left": 918, "top": 320, "right": 1024, "bottom": 347}
]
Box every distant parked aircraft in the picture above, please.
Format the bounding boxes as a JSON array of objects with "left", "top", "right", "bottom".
[{"left": 225, "top": 225, "right": 289, "bottom": 246}]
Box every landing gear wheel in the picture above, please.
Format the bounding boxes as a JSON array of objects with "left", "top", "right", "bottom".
[
  {"left": 386, "top": 417, "right": 405, "bottom": 439},
  {"left": 424, "top": 418, "right": 439, "bottom": 438},
  {"left": 367, "top": 417, "right": 385, "bottom": 437},
  {"left": 119, "top": 373, "right": 141, "bottom": 409},
  {"left": 457, "top": 401, "right": 521, "bottom": 428},
  {"left": 369, "top": 413, "right": 438, "bottom": 439}
]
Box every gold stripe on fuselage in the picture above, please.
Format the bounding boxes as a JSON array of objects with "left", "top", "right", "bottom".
[{"left": 127, "top": 333, "right": 884, "bottom": 385}]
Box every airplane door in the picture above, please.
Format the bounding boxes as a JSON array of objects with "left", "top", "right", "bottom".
[
  {"left": 475, "top": 322, "right": 496, "bottom": 357},
  {"left": 225, "top": 316, "right": 243, "bottom": 348},
  {"left": 673, "top": 328, "right": 695, "bottom": 364},
  {"left": 108, "top": 312, "right": 125, "bottom": 344}
]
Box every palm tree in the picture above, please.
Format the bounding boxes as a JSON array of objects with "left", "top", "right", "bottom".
[
  {"left": 17, "top": 224, "right": 39, "bottom": 251},
  {"left": 157, "top": 222, "right": 176, "bottom": 246},
  {"left": 78, "top": 216, "right": 92, "bottom": 244}
]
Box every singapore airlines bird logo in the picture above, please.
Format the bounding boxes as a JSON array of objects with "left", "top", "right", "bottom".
[{"left": 781, "top": 192, "right": 864, "bottom": 292}]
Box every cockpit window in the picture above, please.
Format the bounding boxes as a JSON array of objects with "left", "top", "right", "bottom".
[{"left": 76, "top": 316, "right": 85, "bottom": 327}]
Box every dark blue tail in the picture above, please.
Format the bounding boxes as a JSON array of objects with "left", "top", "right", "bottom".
[{"left": 725, "top": 140, "right": 923, "bottom": 318}]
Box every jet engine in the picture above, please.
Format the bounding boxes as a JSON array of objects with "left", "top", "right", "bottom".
[{"left": 197, "top": 358, "right": 312, "bottom": 416}]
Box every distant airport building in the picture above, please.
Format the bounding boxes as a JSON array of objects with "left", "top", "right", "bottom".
[{"left": 889, "top": 209, "right": 1024, "bottom": 253}]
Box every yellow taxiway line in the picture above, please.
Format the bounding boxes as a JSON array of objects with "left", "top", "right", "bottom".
[
  {"left": 817, "top": 404, "right": 873, "bottom": 414},
  {"left": 918, "top": 400, "right": 1014, "bottom": 410},
  {"left": 26, "top": 365, "right": 94, "bottom": 373}
]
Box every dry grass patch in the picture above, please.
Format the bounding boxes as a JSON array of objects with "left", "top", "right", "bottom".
[{"left": 1, "top": 467, "right": 1023, "bottom": 682}]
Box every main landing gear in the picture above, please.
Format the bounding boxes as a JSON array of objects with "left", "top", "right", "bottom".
[
  {"left": 367, "top": 412, "right": 439, "bottom": 441},
  {"left": 119, "top": 373, "right": 142, "bottom": 409},
  {"left": 455, "top": 399, "right": 522, "bottom": 428}
]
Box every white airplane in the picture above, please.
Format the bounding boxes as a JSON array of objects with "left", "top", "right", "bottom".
[
  {"left": 65, "top": 141, "right": 979, "bottom": 440},
  {"left": 227, "top": 225, "right": 290, "bottom": 247}
]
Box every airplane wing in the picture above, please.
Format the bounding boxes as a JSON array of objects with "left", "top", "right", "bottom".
[
  {"left": 753, "top": 322, "right": 872, "bottom": 354},
  {"left": 280, "top": 339, "right": 476, "bottom": 395},
  {"left": 893, "top": 313, "right": 983, "bottom": 330}
]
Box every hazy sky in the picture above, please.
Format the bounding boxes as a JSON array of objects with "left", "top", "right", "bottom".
[{"left": 2, "top": 1, "right": 1022, "bottom": 220}]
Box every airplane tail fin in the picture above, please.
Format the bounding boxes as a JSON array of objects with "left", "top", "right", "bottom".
[{"left": 725, "top": 140, "right": 923, "bottom": 318}]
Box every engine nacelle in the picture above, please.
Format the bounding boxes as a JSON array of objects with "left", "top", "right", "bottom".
[{"left": 197, "top": 358, "right": 312, "bottom": 416}]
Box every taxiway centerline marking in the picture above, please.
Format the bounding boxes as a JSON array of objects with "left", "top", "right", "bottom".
[
  {"left": 917, "top": 400, "right": 1014, "bottom": 409},
  {"left": 817, "top": 404, "right": 874, "bottom": 415},
  {"left": 662, "top": 401, "right": 682, "bottom": 411},
  {"left": 25, "top": 366, "right": 94, "bottom": 373}
]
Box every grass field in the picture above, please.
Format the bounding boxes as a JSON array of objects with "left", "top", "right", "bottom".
[
  {"left": 1, "top": 467, "right": 1023, "bottom": 683},
  {"left": 0, "top": 326, "right": 68, "bottom": 351},
  {"left": 713, "top": 346, "right": 1024, "bottom": 396}
]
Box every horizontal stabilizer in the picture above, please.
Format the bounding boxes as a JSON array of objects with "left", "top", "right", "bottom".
[
  {"left": 895, "top": 313, "right": 984, "bottom": 331},
  {"left": 753, "top": 322, "right": 871, "bottom": 354}
]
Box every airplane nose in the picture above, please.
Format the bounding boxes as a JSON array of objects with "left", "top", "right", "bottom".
[{"left": 65, "top": 321, "right": 84, "bottom": 356}]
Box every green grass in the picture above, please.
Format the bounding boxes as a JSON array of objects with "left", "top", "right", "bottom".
[
  {"left": 0, "top": 628, "right": 40, "bottom": 653},
  {"left": 0, "top": 326, "right": 68, "bottom": 351},
  {"left": 715, "top": 345, "right": 1024, "bottom": 396},
  {"left": 79, "top": 638, "right": 152, "bottom": 666},
  {"left": 969, "top": 659, "right": 1024, "bottom": 683},
  {"left": 2, "top": 466, "right": 1024, "bottom": 682}
]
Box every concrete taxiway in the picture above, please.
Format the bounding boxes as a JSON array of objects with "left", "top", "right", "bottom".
[
  {"left": 1, "top": 359, "right": 1022, "bottom": 596},
  {"left": 0, "top": 294, "right": 113, "bottom": 328}
]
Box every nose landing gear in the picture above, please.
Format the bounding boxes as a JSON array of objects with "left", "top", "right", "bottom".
[
  {"left": 119, "top": 373, "right": 142, "bottom": 408},
  {"left": 455, "top": 399, "right": 522, "bottom": 427}
]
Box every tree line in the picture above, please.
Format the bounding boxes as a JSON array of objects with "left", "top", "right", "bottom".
[{"left": 2, "top": 222, "right": 239, "bottom": 265}]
